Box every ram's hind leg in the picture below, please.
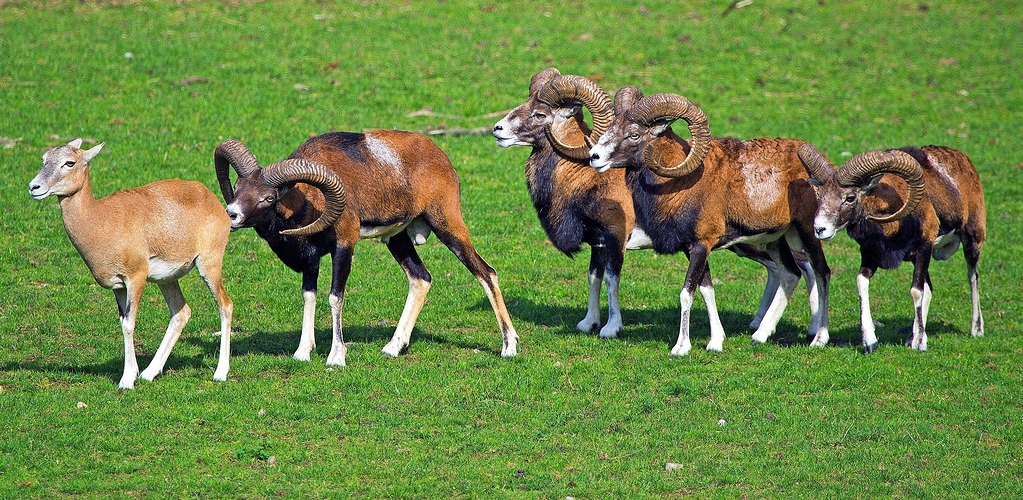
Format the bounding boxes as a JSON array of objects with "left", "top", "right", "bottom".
[
  {"left": 963, "top": 230, "right": 984, "bottom": 337},
  {"left": 431, "top": 215, "right": 518, "bottom": 357},
  {"left": 382, "top": 232, "right": 432, "bottom": 357},
  {"left": 139, "top": 281, "right": 192, "bottom": 382}
]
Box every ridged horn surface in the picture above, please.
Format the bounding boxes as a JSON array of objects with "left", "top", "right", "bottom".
[
  {"left": 837, "top": 149, "right": 925, "bottom": 223},
  {"left": 529, "top": 67, "right": 561, "bottom": 95},
  {"left": 261, "top": 159, "right": 348, "bottom": 236},
  {"left": 214, "top": 139, "right": 261, "bottom": 204},
  {"left": 796, "top": 143, "right": 837, "bottom": 183},
  {"left": 626, "top": 93, "right": 711, "bottom": 178},
  {"left": 535, "top": 74, "right": 613, "bottom": 161}
]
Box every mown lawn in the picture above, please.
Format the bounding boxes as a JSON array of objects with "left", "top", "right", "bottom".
[{"left": 1, "top": 1, "right": 1021, "bottom": 497}]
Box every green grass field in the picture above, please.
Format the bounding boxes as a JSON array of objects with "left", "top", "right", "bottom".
[{"left": 2, "top": 0, "right": 1022, "bottom": 497}]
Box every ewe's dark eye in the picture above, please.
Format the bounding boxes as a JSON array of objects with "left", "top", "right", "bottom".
[{"left": 63, "top": 161, "right": 75, "bottom": 168}]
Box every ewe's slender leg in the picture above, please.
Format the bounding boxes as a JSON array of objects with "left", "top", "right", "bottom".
[
  {"left": 431, "top": 216, "right": 518, "bottom": 357},
  {"left": 577, "top": 246, "right": 607, "bottom": 334},
  {"left": 139, "top": 281, "right": 191, "bottom": 382},
  {"left": 114, "top": 281, "right": 145, "bottom": 390},
  {"left": 857, "top": 266, "right": 879, "bottom": 354},
  {"left": 699, "top": 267, "right": 726, "bottom": 352},
  {"left": 196, "top": 257, "right": 233, "bottom": 382},
  {"left": 381, "top": 233, "right": 431, "bottom": 358},
  {"left": 326, "top": 246, "right": 354, "bottom": 366},
  {"left": 294, "top": 268, "right": 319, "bottom": 362}
]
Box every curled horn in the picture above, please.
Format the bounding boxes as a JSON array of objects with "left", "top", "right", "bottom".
[
  {"left": 261, "top": 159, "right": 348, "bottom": 236},
  {"left": 626, "top": 93, "right": 711, "bottom": 178},
  {"left": 214, "top": 139, "right": 261, "bottom": 204},
  {"left": 796, "top": 143, "right": 837, "bottom": 183},
  {"left": 534, "top": 74, "right": 613, "bottom": 161},
  {"left": 836, "top": 149, "right": 925, "bottom": 223},
  {"left": 613, "top": 85, "right": 644, "bottom": 116},
  {"left": 529, "top": 67, "right": 562, "bottom": 95}
]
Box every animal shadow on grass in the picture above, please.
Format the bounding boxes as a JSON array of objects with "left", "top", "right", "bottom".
[{"left": 498, "top": 295, "right": 812, "bottom": 349}]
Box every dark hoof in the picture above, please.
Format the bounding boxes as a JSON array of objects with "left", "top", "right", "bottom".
[
  {"left": 750, "top": 339, "right": 762, "bottom": 347},
  {"left": 863, "top": 342, "right": 878, "bottom": 354}
]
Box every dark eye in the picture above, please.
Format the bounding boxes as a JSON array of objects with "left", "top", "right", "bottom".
[
  {"left": 263, "top": 196, "right": 275, "bottom": 204},
  {"left": 63, "top": 161, "right": 75, "bottom": 168},
  {"left": 533, "top": 112, "right": 546, "bottom": 120},
  {"left": 844, "top": 194, "right": 856, "bottom": 203},
  {"left": 628, "top": 133, "right": 640, "bottom": 140}
]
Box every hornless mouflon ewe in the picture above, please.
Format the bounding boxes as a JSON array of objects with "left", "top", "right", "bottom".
[
  {"left": 589, "top": 88, "right": 831, "bottom": 356},
  {"left": 797, "top": 143, "right": 985, "bottom": 353},
  {"left": 28, "top": 139, "right": 234, "bottom": 390},
  {"left": 215, "top": 131, "right": 517, "bottom": 365}
]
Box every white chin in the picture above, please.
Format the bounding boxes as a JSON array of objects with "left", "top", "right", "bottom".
[
  {"left": 592, "top": 163, "right": 612, "bottom": 173},
  {"left": 494, "top": 137, "right": 516, "bottom": 148}
]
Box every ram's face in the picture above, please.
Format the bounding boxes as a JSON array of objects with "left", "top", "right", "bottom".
[
  {"left": 493, "top": 96, "right": 557, "bottom": 148},
  {"left": 589, "top": 117, "right": 652, "bottom": 173},
  {"left": 812, "top": 177, "right": 863, "bottom": 240},
  {"left": 225, "top": 175, "right": 279, "bottom": 230}
]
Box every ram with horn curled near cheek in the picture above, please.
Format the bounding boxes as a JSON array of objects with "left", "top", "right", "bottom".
[
  {"left": 215, "top": 130, "right": 519, "bottom": 366},
  {"left": 798, "top": 143, "right": 986, "bottom": 354}
]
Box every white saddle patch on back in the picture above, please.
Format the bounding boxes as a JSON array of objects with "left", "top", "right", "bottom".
[{"left": 365, "top": 134, "right": 402, "bottom": 169}]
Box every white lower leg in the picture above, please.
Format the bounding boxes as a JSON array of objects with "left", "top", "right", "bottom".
[
  {"left": 751, "top": 266, "right": 779, "bottom": 330},
  {"left": 671, "top": 289, "right": 694, "bottom": 356},
  {"left": 699, "top": 283, "right": 725, "bottom": 352},
  {"left": 213, "top": 302, "right": 233, "bottom": 381},
  {"left": 751, "top": 272, "right": 797, "bottom": 344},
  {"left": 578, "top": 269, "right": 602, "bottom": 333},
  {"left": 477, "top": 275, "right": 518, "bottom": 357},
  {"left": 140, "top": 303, "right": 190, "bottom": 382},
  {"left": 326, "top": 293, "right": 347, "bottom": 366},
  {"left": 858, "top": 274, "right": 878, "bottom": 349},
  {"left": 294, "top": 291, "right": 317, "bottom": 361},
  {"left": 910, "top": 285, "right": 930, "bottom": 352},
  {"left": 599, "top": 273, "right": 622, "bottom": 339},
  {"left": 119, "top": 317, "right": 139, "bottom": 390},
  {"left": 969, "top": 267, "right": 983, "bottom": 337},
  {"left": 382, "top": 278, "right": 430, "bottom": 357}
]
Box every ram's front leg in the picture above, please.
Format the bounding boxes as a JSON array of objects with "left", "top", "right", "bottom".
[
  {"left": 672, "top": 245, "right": 711, "bottom": 357},
  {"left": 326, "top": 246, "right": 354, "bottom": 366},
  {"left": 293, "top": 266, "right": 319, "bottom": 362},
  {"left": 909, "top": 251, "right": 933, "bottom": 352},
  {"left": 857, "top": 266, "right": 879, "bottom": 354}
]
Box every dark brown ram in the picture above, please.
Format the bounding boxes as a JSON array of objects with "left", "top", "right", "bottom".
[
  {"left": 215, "top": 131, "right": 518, "bottom": 365},
  {"left": 798, "top": 144, "right": 985, "bottom": 353}
]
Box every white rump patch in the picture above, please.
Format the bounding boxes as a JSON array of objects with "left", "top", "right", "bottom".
[
  {"left": 365, "top": 134, "right": 402, "bottom": 169},
  {"left": 625, "top": 226, "right": 654, "bottom": 250}
]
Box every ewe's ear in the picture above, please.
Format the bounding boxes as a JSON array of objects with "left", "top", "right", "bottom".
[
  {"left": 68, "top": 138, "right": 83, "bottom": 149},
  {"left": 82, "top": 142, "right": 105, "bottom": 163}
]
